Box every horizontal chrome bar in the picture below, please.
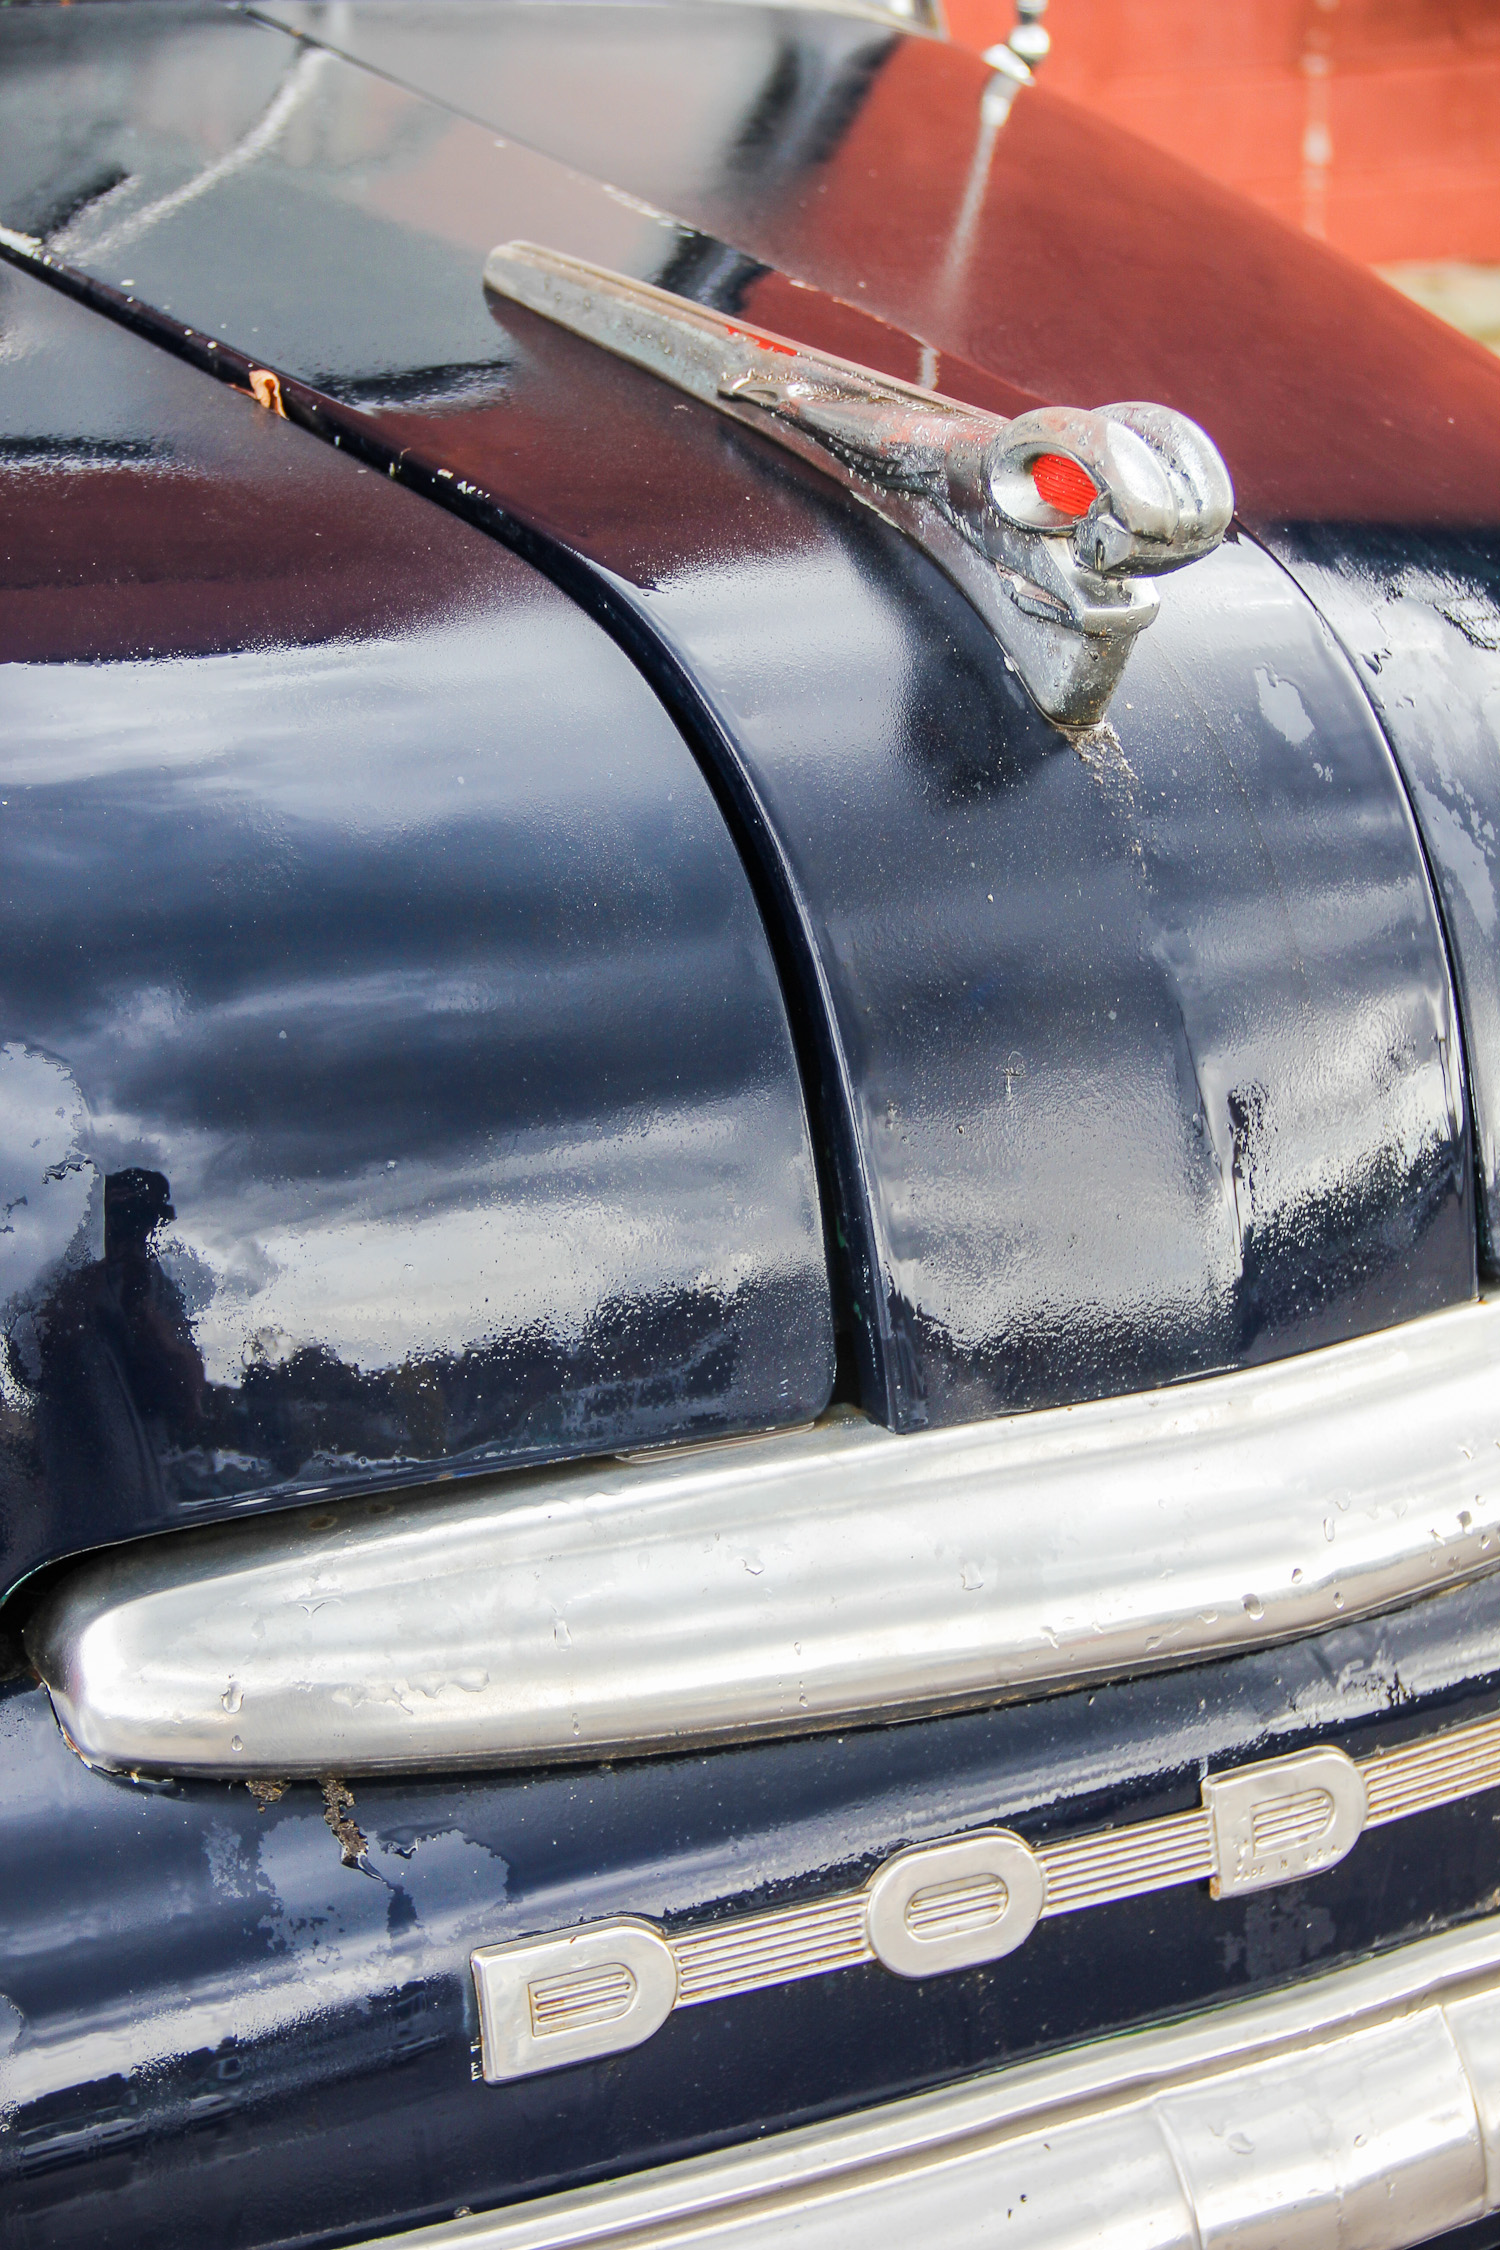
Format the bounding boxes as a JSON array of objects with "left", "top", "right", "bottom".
[
  {"left": 368, "top": 1913, "right": 1500, "bottom": 2250},
  {"left": 463, "top": 1718, "right": 1500, "bottom": 2082},
  {"left": 25, "top": 1300, "right": 1500, "bottom": 1777}
]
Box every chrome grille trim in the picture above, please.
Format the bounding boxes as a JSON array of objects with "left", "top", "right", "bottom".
[
  {"left": 528, "top": 1965, "right": 637, "bottom": 2038},
  {"left": 486, "top": 1708, "right": 1500, "bottom": 2050},
  {"left": 1249, "top": 1785, "right": 1334, "bottom": 1850},
  {"left": 398, "top": 1916, "right": 1500, "bottom": 2249},
  {"left": 1037, "top": 1807, "right": 1214, "bottom": 1911},
  {"left": 673, "top": 1896, "right": 873, "bottom": 2006},
  {"left": 904, "top": 1872, "right": 1008, "bottom": 1941},
  {"left": 26, "top": 1299, "right": 1500, "bottom": 1779},
  {"left": 1364, "top": 1709, "right": 1500, "bottom": 1823}
]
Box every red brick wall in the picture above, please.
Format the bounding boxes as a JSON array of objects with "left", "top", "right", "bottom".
[{"left": 942, "top": 0, "right": 1500, "bottom": 262}]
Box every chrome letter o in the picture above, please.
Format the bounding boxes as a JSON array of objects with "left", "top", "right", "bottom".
[{"left": 865, "top": 1829, "right": 1045, "bottom": 1980}]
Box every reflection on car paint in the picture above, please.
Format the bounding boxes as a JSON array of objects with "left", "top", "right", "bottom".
[
  {"left": 248, "top": 0, "right": 1500, "bottom": 529},
  {"left": 10, "top": 1573, "right": 1500, "bottom": 2237},
  {"left": 1265, "top": 527, "right": 1500, "bottom": 1273},
  {"left": 0, "top": 9, "right": 1496, "bottom": 2242},
  {"left": 0, "top": 4, "right": 1474, "bottom": 1439},
  {"left": 0, "top": 263, "right": 833, "bottom": 1600}
]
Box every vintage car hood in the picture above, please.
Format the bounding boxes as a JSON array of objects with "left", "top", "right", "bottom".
[
  {"left": 255, "top": 0, "right": 1500, "bottom": 532},
  {"left": 0, "top": 256, "right": 834, "bottom": 1603},
  {"left": 0, "top": 0, "right": 1481, "bottom": 1470},
  {"left": 257, "top": 0, "right": 1500, "bottom": 1274}
]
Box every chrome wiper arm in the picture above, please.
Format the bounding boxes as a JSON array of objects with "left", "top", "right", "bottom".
[{"left": 482, "top": 242, "right": 1234, "bottom": 728}]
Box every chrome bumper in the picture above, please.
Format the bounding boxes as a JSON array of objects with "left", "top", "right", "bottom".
[
  {"left": 369, "top": 1915, "right": 1500, "bottom": 2250},
  {"left": 26, "top": 1299, "right": 1500, "bottom": 1777}
]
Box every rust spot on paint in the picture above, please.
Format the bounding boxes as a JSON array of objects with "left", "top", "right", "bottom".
[
  {"left": 321, "top": 1774, "right": 368, "bottom": 1866},
  {"left": 247, "top": 367, "right": 287, "bottom": 417}
]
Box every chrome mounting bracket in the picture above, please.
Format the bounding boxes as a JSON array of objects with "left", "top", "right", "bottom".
[{"left": 483, "top": 243, "right": 1234, "bottom": 728}]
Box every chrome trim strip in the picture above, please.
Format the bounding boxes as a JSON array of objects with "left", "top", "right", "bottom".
[
  {"left": 1037, "top": 1805, "right": 1212, "bottom": 1912},
  {"left": 25, "top": 1301, "right": 1500, "bottom": 1778},
  {"left": 367, "top": 1916, "right": 1500, "bottom": 2248},
  {"left": 1364, "top": 1708, "right": 1500, "bottom": 1824},
  {"left": 673, "top": 1895, "right": 873, "bottom": 2006},
  {"left": 469, "top": 1718, "right": 1500, "bottom": 2074}
]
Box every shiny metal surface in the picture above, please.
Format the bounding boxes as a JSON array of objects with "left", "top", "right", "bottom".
[
  {"left": 458, "top": 1720, "right": 1500, "bottom": 2075},
  {"left": 471, "top": 1921, "right": 679, "bottom": 2084},
  {"left": 26, "top": 1299, "right": 1500, "bottom": 1776},
  {"left": 15, "top": 1571, "right": 1500, "bottom": 2244},
  {"left": 1200, "top": 1745, "right": 1365, "bottom": 1898},
  {"left": 673, "top": 1892, "right": 874, "bottom": 2005},
  {"left": 0, "top": 257, "right": 833, "bottom": 1602},
  {"left": 361, "top": 1916, "right": 1500, "bottom": 2247},
  {"left": 1364, "top": 1706, "right": 1500, "bottom": 1825},
  {"left": 0, "top": 15, "right": 1496, "bottom": 2243},
  {"left": 974, "top": 42, "right": 1032, "bottom": 128},
  {"left": 864, "top": 1830, "right": 1044, "bottom": 1977},
  {"left": 257, "top": 0, "right": 1500, "bottom": 529},
  {"left": 0, "top": 4, "right": 1473, "bottom": 1432},
  {"left": 482, "top": 242, "right": 1233, "bottom": 725},
  {"left": 1003, "top": 0, "right": 1051, "bottom": 70}
]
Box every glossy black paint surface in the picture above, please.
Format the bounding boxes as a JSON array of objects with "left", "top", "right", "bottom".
[
  {"left": 253, "top": 0, "right": 1500, "bottom": 1296},
  {"left": 261, "top": 0, "right": 1500, "bottom": 533},
  {"left": 0, "top": 2, "right": 1474, "bottom": 1431},
  {"left": 200, "top": 3, "right": 1500, "bottom": 1297},
  {"left": 9, "top": 1576, "right": 1500, "bottom": 2243},
  {"left": 0, "top": 259, "right": 833, "bottom": 1602},
  {"left": 0, "top": 17, "right": 1492, "bottom": 2243},
  {"left": 1423, "top": 2222, "right": 1500, "bottom": 2250},
  {"left": 1262, "top": 527, "right": 1500, "bottom": 1276}
]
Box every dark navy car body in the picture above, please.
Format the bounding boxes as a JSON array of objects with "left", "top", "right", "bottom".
[{"left": 1, "top": 7, "right": 1500, "bottom": 2247}]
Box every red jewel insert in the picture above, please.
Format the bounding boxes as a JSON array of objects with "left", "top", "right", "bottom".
[{"left": 1031, "top": 452, "right": 1099, "bottom": 518}]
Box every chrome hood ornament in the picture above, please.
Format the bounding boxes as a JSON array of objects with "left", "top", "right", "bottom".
[{"left": 483, "top": 242, "right": 1234, "bottom": 727}]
